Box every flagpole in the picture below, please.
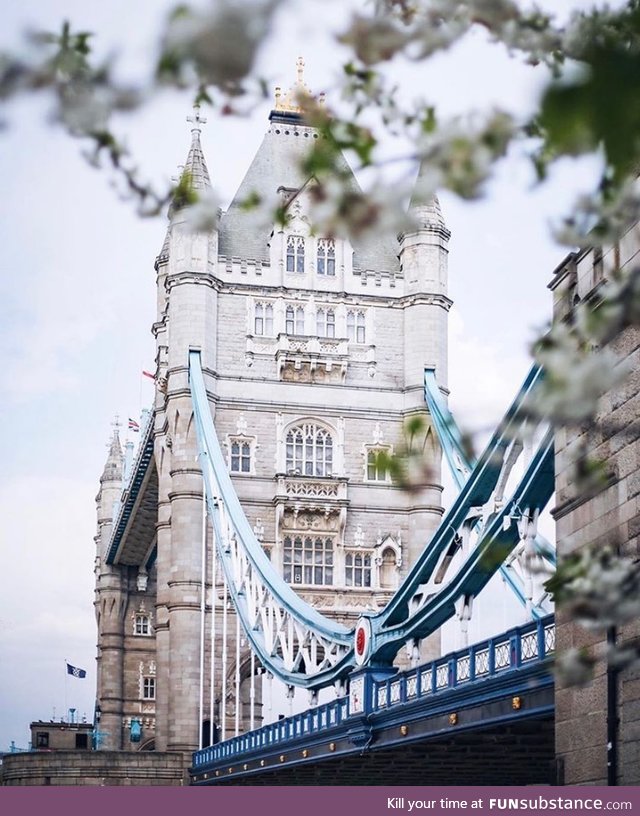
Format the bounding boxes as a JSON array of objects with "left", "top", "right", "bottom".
[{"left": 64, "top": 659, "right": 68, "bottom": 722}]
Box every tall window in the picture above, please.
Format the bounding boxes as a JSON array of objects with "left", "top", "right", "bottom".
[
  {"left": 316, "top": 308, "right": 335, "bottom": 338},
  {"left": 134, "top": 614, "right": 150, "bottom": 635},
  {"left": 283, "top": 535, "right": 334, "bottom": 585},
  {"left": 285, "top": 305, "right": 305, "bottom": 335},
  {"left": 347, "top": 310, "right": 366, "bottom": 343},
  {"left": 286, "top": 423, "right": 333, "bottom": 477},
  {"left": 286, "top": 235, "right": 305, "bottom": 273},
  {"left": 230, "top": 440, "right": 252, "bottom": 473},
  {"left": 345, "top": 552, "right": 371, "bottom": 587},
  {"left": 366, "top": 448, "right": 389, "bottom": 481},
  {"left": 142, "top": 677, "right": 156, "bottom": 700},
  {"left": 317, "top": 239, "right": 336, "bottom": 276},
  {"left": 254, "top": 303, "right": 274, "bottom": 336}
]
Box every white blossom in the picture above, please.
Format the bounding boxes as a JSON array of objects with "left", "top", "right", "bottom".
[
  {"left": 183, "top": 189, "right": 222, "bottom": 233},
  {"left": 554, "top": 648, "right": 594, "bottom": 687},
  {"left": 531, "top": 323, "right": 629, "bottom": 424},
  {"left": 161, "top": 0, "right": 281, "bottom": 94}
]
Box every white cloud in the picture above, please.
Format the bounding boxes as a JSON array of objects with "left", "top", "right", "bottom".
[{"left": 448, "top": 305, "right": 531, "bottom": 448}]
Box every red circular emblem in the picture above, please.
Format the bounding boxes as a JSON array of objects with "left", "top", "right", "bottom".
[{"left": 356, "top": 626, "right": 366, "bottom": 656}]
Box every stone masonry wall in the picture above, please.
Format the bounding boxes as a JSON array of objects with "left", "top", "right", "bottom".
[
  {"left": 552, "top": 223, "right": 640, "bottom": 785},
  {"left": 1, "top": 751, "right": 187, "bottom": 786}
]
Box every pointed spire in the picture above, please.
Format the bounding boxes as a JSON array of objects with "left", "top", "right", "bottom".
[
  {"left": 409, "top": 162, "right": 447, "bottom": 232},
  {"left": 157, "top": 103, "right": 214, "bottom": 264},
  {"left": 182, "top": 103, "right": 211, "bottom": 192},
  {"left": 101, "top": 420, "right": 123, "bottom": 484}
]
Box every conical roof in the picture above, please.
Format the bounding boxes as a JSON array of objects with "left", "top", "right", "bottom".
[
  {"left": 156, "top": 105, "right": 213, "bottom": 266},
  {"left": 182, "top": 121, "right": 212, "bottom": 192},
  {"left": 101, "top": 430, "right": 123, "bottom": 483},
  {"left": 408, "top": 162, "right": 448, "bottom": 231}
]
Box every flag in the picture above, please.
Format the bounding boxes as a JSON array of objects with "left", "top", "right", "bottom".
[
  {"left": 128, "top": 418, "right": 140, "bottom": 432},
  {"left": 142, "top": 370, "right": 155, "bottom": 380},
  {"left": 67, "top": 663, "right": 87, "bottom": 679}
]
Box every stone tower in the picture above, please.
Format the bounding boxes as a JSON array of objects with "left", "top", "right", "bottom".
[{"left": 94, "top": 62, "right": 452, "bottom": 755}]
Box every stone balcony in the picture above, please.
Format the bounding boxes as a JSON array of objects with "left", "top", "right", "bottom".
[
  {"left": 275, "top": 334, "right": 349, "bottom": 382},
  {"left": 274, "top": 474, "right": 349, "bottom": 540},
  {"left": 245, "top": 333, "right": 377, "bottom": 381}
]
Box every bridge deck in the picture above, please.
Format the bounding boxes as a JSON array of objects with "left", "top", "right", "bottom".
[{"left": 191, "top": 617, "right": 555, "bottom": 786}]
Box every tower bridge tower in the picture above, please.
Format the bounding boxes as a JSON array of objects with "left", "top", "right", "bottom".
[{"left": 94, "top": 62, "right": 452, "bottom": 754}]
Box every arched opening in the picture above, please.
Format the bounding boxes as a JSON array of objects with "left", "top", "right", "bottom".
[{"left": 380, "top": 547, "right": 398, "bottom": 590}]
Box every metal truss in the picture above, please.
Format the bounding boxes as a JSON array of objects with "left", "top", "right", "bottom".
[
  {"left": 368, "top": 365, "right": 555, "bottom": 664},
  {"left": 424, "top": 367, "right": 555, "bottom": 619},
  {"left": 189, "top": 351, "right": 555, "bottom": 689},
  {"left": 190, "top": 351, "right": 353, "bottom": 689}
]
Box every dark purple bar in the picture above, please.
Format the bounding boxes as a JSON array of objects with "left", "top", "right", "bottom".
[{"left": 1, "top": 786, "right": 640, "bottom": 816}]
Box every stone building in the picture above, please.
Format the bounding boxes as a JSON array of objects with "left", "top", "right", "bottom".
[
  {"left": 93, "top": 64, "right": 451, "bottom": 756},
  {"left": 29, "top": 720, "right": 94, "bottom": 752},
  {"left": 550, "top": 223, "right": 640, "bottom": 784}
]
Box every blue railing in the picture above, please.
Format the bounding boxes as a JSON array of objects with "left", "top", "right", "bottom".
[
  {"left": 371, "top": 615, "right": 555, "bottom": 713},
  {"left": 192, "top": 615, "right": 554, "bottom": 771},
  {"left": 193, "top": 697, "right": 349, "bottom": 769}
]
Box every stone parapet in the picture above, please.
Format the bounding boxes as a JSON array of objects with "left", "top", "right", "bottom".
[{"left": 1, "top": 751, "right": 188, "bottom": 786}]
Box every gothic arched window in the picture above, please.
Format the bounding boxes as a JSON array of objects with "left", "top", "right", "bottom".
[
  {"left": 286, "top": 235, "right": 305, "bottom": 273},
  {"left": 285, "top": 305, "right": 305, "bottom": 335},
  {"left": 317, "top": 239, "right": 336, "bottom": 276},
  {"left": 254, "top": 302, "right": 274, "bottom": 336},
  {"left": 285, "top": 423, "right": 333, "bottom": 477},
  {"left": 366, "top": 447, "right": 389, "bottom": 482},
  {"left": 347, "top": 310, "right": 366, "bottom": 344},
  {"left": 230, "top": 440, "right": 252, "bottom": 473},
  {"left": 316, "top": 308, "right": 335, "bottom": 338}
]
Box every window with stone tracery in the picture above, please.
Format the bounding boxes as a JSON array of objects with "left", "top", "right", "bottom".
[
  {"left": 283, "top": 535, "right": 334, "bottom": 586},
  {"left": 317, "top": 239, "right": 336, "bottom": 276},
  {"left": 345, "top": 552, "right": 372, "bottom": 587},
  {"left": 316, "top": 308, "right": 335, "bottom": 338},
  {"left": 347, "top": 309, "right": 366, "bottom": 344},
  {"left": 366, "top": 447, "right": 390, "bottom": 482},
  {"left": 285, "top": 423, "right": 333, "bottom": 477},
  {"left": 286, "top": 235, "right": 305, "bottom": 273},
  {"left": 285, "top": 305, "right": 305, "bottom": 335},
  {"left": 254, "top": 302, "right": 274, "bottom": 336},
  {"left": 229, "top": 439, "right": 252, "bottom": 473}
]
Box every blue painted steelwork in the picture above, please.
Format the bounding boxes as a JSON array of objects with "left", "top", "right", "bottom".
[
  {"left": 369, "top": 368, "right": 555, "bottom": 663},
  {"left": 424, "top": 366, "right": 555, "bottom": 594},
  {"left": 105, "top": 412, "right": 155, "bottom": 566},
  {"left": 189, "top": 351, "right": 556, "bottom": 685},
  {"left": 423, "top": 367, "right": 473, "bottom": 490},
  {"left": 189, "top": 351, "right": 353, "bottom": 689},
  {"left": 371, "top": 617, "right": 555, "bottom": 712},
  {"left": 191, "top": 615, "right": 555, "bottom": 781}
]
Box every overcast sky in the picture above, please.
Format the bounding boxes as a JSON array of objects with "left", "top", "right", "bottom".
[{"left": 0, "top": 0, "right": 608, "bottom": 748}]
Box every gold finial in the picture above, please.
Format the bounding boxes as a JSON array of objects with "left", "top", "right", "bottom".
[{"left": 274, "top": 56, "right": 315, "bottom": 113}]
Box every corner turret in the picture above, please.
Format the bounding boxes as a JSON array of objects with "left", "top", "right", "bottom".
[{"left": 399, "top": 165, "right": 452, "bottom": 390}]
